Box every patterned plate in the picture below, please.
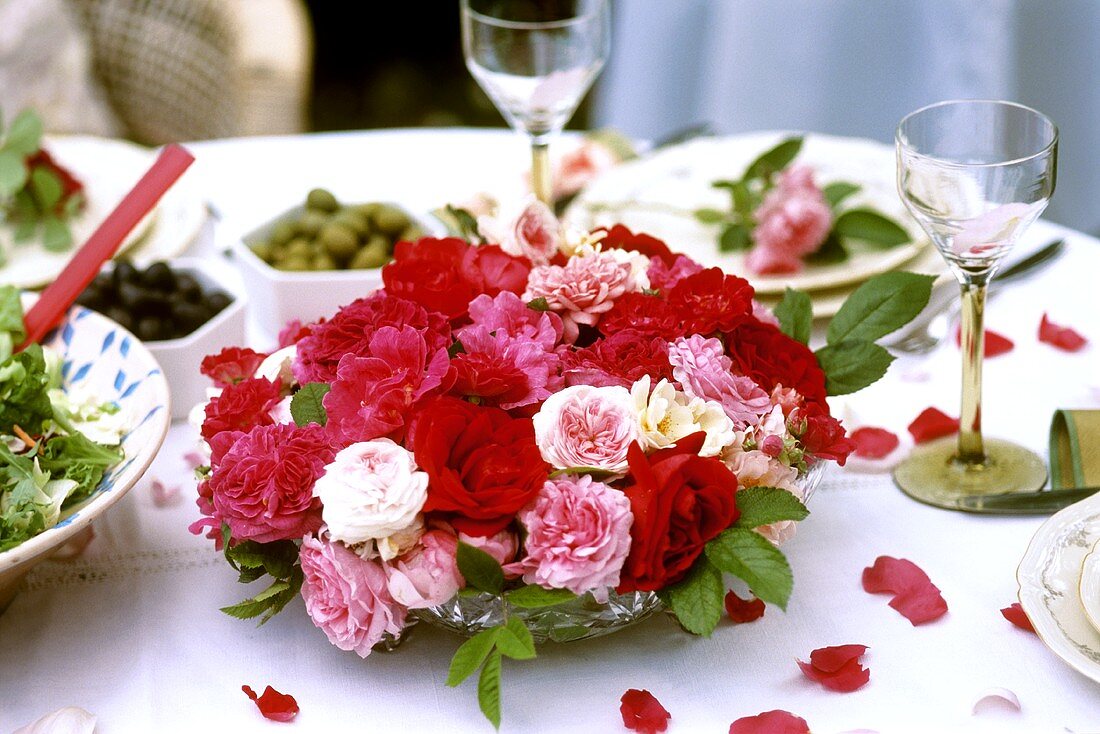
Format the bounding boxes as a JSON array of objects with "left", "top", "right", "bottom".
[
  {"left": 1018, "top": 492, "right": 1100, "bottom": 683},
  {"left": 1080, "top": 540, "right": 1100, "bottom": 635}
]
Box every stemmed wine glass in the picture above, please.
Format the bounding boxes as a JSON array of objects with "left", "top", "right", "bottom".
[
  {"left": 460, "top": 0, "right": 610, "bottom": 205},
  {"left": 893, "top": 100, "right": 1058, "bottom": 509}
]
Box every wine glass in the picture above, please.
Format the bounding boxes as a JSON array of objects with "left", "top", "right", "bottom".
[
  {"left": 893, "top": 100, "right": 1058, "bottom": 509},
  {"left": 460, "top": 0, "right": 610, "bottom": 205}
]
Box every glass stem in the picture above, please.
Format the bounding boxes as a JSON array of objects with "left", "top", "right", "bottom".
[
  {"left": 531, "top": 140, "right": 552, "bottom": 205},
  {"left": 958, "top": 279, "right": 988, "bottom": 465}
]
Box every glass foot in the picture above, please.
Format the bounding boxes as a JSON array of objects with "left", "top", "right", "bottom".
[{"left": 893, "top": 436, "right": 1048, "bottom": 510}]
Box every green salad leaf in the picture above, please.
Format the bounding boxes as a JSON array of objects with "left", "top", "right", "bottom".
[
  {"left": 38, "top": 432, "right": 123, "bottom": 503},
  {"left": 0, "top": 343, "right": 54, "bottom": 435}
]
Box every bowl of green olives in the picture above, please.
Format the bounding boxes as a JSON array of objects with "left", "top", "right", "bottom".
[{"left": 233, "top": 189, "right": 439, "bottom": 336}]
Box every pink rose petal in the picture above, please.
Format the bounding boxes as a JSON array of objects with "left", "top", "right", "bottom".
[
  {"left": 151, "top": 479, "right": 181, "bottom": 508},
  {"left": 972, "top": 687, "right": 1021, "bottom": 715},
  {"left": 620, "top": 689, "right": 671, "bottom": 734},
  {"left": 1039, "top": 313, "right": 1088, "bottom": 351},
  {"left": 243, "top": 684, "right": 299, "bottom": 722},
  {"left": 729, "top": 710, "right": 810, "bottom": 734},
  {"left": 1001, "top": 603, "right": 1036, "bottom": 634},
  {"left": 862, "top": 556, "right": 948, "bottom": 625}
]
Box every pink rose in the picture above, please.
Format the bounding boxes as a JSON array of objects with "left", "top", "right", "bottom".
[
  {"left": 532, "top": 384, "right": 642, "bottom": 473},
  {"left": 449, "top": 324, "right": 562, "bottom": 410},
  {"left": 462, "top": 291, "right": 564, "bottom": 350},
  {"left": 552, "top": 139, "right": 619, "bottom": 200},
  {"left": 458, "top": 528, "right": 519, "bottom": 567},
  {"left": 300, "top": 534, "right": 407, "bottom": 657},
  {"left": 667, "top": 335, "right": 772, "bottom": 429},
  {"left": 749, "top": 165, "right": 833, "bottom": 275},
  {"left": 646, "top": 254, "right": 705, "bottom": 291},
  {"left": 725, "top": 448, "right": 803, "bottom": 545},
  {"left": 204, "top": 423, "right": 334, "bottom": 543},
  {"left": 385, "top": 529, "right": 464, "bottom": 609},
  {"left": 478, "top": 199, "right": 562, "bottom": 265},
  {"left": 508, "top": 475, "right": 633, "bottom": 601},
  {"left": 524, "top": 251, "right": 639, "bottom": 343}
]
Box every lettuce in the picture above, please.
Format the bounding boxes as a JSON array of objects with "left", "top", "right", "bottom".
[
  {"left": 38, "top": 432, "right": 123, "bottom": 503},
  {"left": 0, "top": 444, "right": 77, "bottom": 552},
  {"left": 0, "top": 343, "right": 53, "bottom": 435}
]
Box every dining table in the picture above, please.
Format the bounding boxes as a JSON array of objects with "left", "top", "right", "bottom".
[{"left": 1, "top": 128, "right": 1098, "bottom": 734}]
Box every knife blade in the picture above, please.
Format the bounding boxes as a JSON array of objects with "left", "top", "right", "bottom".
[{"left": 955, "top": 486, "right": 1100, "bottom": 515}]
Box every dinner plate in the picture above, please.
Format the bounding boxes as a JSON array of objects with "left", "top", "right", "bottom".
[
  {"left": 565, "top": 132, "right": 926, "bottom": 295},
  {"left": 1017, "top": 491, "right": 1100, "bottom": 684},
  {"left": 1080, "top": 540, "right": 1100, "bottom": 634}
]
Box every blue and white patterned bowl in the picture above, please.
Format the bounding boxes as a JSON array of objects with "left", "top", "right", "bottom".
[{"left": 0, "top": 304, "right": 170, "bottom": 611}]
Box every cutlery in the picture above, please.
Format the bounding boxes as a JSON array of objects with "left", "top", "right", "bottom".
[{"left": 954, "top": 485, "right": 1099, "bottom": 514}]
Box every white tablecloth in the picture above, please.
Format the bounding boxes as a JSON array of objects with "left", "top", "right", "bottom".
[{"left": 2, "top": 130, "right": 1099, "bottom": 734}]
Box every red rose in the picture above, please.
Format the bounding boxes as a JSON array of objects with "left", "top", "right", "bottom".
[
  {"left": 277, "top": 319, "right": 313, "bottom": 348},
  {"left": 725, "top": 318, "right": 827, "bottom": 406},
  {"left": 201, "top": 378, "right": 282, "bottom": 443},
  {"left": 200, "top": 347, "right": 268, "bottom": 388},
  {"left": 412, "top": 396, "right": 548, "bottom": 536},
  {"left": 667, "top": 268, "right": 754, "bottom": 335},
  {"left": 561, "top": 329, "right": 674, "bottom": 388},
  {"left": 596, "top": 224, "right": 676, "bottom": 266},
  {"left": 205, "top": 423, "right": 335, "bottom": 543},
  {"left": 617, "top": 433, "right": 739, "bottom": 592},
  {"left": 790, "top": 403, "right": 852, "bottom": 465},
  {"left": 460, "top": 243, "right": 531, "bottom": 298},
  {"left": 598, "top": 292, "right": 682, "bottom": 340}
]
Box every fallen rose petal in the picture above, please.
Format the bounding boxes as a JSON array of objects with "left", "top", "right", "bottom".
[
  {"left": 1001, "top": 603, "right": 1036, "bottom": 634},
  {"left": 862, "top": 556, "right": 948, "bottom": 625},
  {"left": 954, "top": 326, "right": 1015, "bottom": 357},
  {"left": 809, "top": 644, "right": 868, "bottom": 673},
  {"left": 728, "top": 710, "right": 810, "bottom": 734},
  {"left": 243, "top": 685, "right": 299, "bottom": 723},
  {"left": 13, "top": 706, "right": 97, "bottom": 734},
  {"left": 797, "top": 645, "right": 871, "bottom": 692},
  {"left": 907, "top": 407, "right": 959, "bottom": 444},
  {"left": 725, "top": 591, "right": 766, "bottom": 624},
  {"left": 1039, "top": 313, "right": 1088, "bottom": 352},
  {"left": 972, "top": 687, "right": 1022, "bottom": 715},
  {"left": 620, "top": 689, "right": 670, "bottom": 734},
  {"left": 850, "top": 427, "right": 900, "bottom": 459},
  {"left": 151, "top": 479, "right": 181, "bottom": 508},
  {"left": 183, "top": 450, "right": 205, "bottom": 470}
]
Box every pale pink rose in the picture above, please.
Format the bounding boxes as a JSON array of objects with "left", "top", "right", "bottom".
[
  {"left": 726, "top": 449, "right": 803, "bottom": 545},
  {"left": 770, "top": 385, "right": 804, "bottom": 415},
  {"left": 553, "top": 139, "right": 619, "bottom": 200},
  {"left": 478, "top": 198, "right": 562, "bottom": 265},
  {"left": 508, "top": 475, "right": 633, "bottom": 601},
  {"left": 749, "top": 165, "right": 833, "bottom": 275},
  {"left": 532, "top": 384, "right": 642, "bottom": 473},
  {"left": 458, "top": 528, "right": 519, "bottom": 566},
  {"left": 385, "top": 529, "right": 464, "bottom": 609},
  {"left": 524, "top": 251, "right": 638, "bottom": 343},
  {"left": 751, "top": 300, "right": 781, "bottom": 327},
  {"left": 299, "top": 534, "right": 407, "bottom": 657},
  {"left": 668, "top": 335, "right": 772, "bottom": 429},
  {"left": 648, "top": 254, "right": 705, "bottom": 291}
]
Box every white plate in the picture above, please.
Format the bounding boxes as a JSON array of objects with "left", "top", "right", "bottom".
[
  {"left": 1018, "top": 491, "right": 1100, "bottom": 684},
  {"left": 565, "top": 132, "right": 926, "bottom": 295},
  {"left": 1080, "top": 540, "right": 1100, "bottom": 635}
]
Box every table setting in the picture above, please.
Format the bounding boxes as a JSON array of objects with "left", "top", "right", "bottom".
[{"left": 2, "top": 2, "right": 1100, "bottom": 733}]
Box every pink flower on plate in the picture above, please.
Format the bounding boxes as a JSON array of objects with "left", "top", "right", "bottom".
[
  {"left": 532, "top": 384, "right": 642, "bottom": 473},
  {"left": 552, "top": 139, "right": 619, "bottom": 200},
  {"left": 463, "top": 291, "right": 564, "bottom": 350},
  {"left": 668, "top": 335, "right": 772, "bottom": 429},
  {"left": 647, "top": 254, "right": 705, "bottom": 291},
  {"left": 508, "top": 475, "right": 633, "bottom": 601},
  {"left": 300, "top": 534, "right": 407, "bottom": 657},
  {"left": 384, "top": 529, "right": 464, "bottom": 608},
  {"left": 458, "top": 528, "right": 519, "bottom": 566},
  {"left": 449, "top": 324, "right": 562, "bottom": 409},
  {"left": 323, "top": 325, "right": 453, "bottom": 443},
  {"left": 524, "top": 250, "right": 639, "bottom": 343},
  {"left": 477, "top": 198, "right": 562, "bottom": 265},
  {"left": 749, "top": 165, "right": 833, "bottom": 275}
]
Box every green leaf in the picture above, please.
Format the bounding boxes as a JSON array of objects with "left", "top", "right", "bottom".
[
  {"left": 30, "top": 166, "right": 63, "bottom": 211},
  {"left": 505, "top": 585, "right": 577, "bottom": 608},
  {"left": 526, "top": 297, "right": 550, "bottom": 312},
  {"left": 496, "top": 617, "right": 536, "bottom": 660},
  {"left": 744, "top": 136, "right": 804, "bottom": 181},
  {"left": 826, "top": 271, "right": 936, "bottom": 344},
  {"left": 718, "top": 223, "right": 751, "bottom": 252},
  {"left": 442, "top": 204, "right": 484, "bottom": 243},
  {"left": 4, "top": 109, "right": 43, "bottom": 155},
  {"left": 13, "top": 219, "right": 36, "bottom": 243},
  {"left": 447, "top": 339, "right": 466, "bottom": 357},
  {"left": 0, "top": 149, "right": 27, "bottom": 196},
  {"left": 478, "top": 650, "right": 503, "bottom": 729},
  {"left": 40, "top": 217, "right": 72, "bottom": 252},
  {"left": 251, "top": 580, "right": 290, "bottom": 602},
  {"left": 814, "top": 339, "right": 894, "bottom": 396},
  {"left": 713, "top": 179, "right": 753, "bottom": 216},
  {"left": 657, "top": 557, "right": 724, "bottom": 636},
  {"left": 833, "top": 208, "right": 911, "bottom": 248},
  {"left": 773, "top": 288, "right": 812, "bottom": 345},
  {"left": 734, "top": 486, "right": 809, "bottom": 529},
  {"left": 219, "top": 596, "right": 274, "bottom": 620},
  {"left": 694, "top": 207, "right": 727, "bottom": 224},
  {"left": 0, "top": 286, "right": 26, "bottom": 344},
  {"left": 446, "top": 627, "right": 500, "bottom": 686},
  {"left": 822, "top": 182, "right": 861, "bottom": 209},
  {"left": 705, "top": 528, "right": 794, "bottom": 610},
  {"left": 456, "top": 541, "right": 504, "bottom": 594},
  {"left": 804, "top": 232, "right": 849, "bottom": 264},
  {"left": 290, "top": 382, "right": 330, "bottom": 427}
]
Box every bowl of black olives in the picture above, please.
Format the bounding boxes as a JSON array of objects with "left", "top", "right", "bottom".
[
  {"left": 76, "top": 257, "right": 246, "bottom": 419},
  {"left": 233, "top": 189, "right": 439, "bottom": 336}
]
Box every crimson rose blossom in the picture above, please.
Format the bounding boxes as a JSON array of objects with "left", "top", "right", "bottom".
[
  {"left": 725, "top": 318, "right": 828, "bottom": 406},
  {"left": 598, "top": 293, "right": 683, "bottom": 340},
  {"left": 200, "top": 347, "right": 267, "bottom": 388},
  {"left": 561, "top": 329, "right": 674, "bottom": 388},
  {"left": 204, "top": 423, "right": 335, "bottom": 543},
  {"left": 789, "top": 403, "right": 852, "bottom": 466},
  {"left": 596, "top": 224, "right": 676, "bottom": 266},
  {"left": 617, "top": 433, "right": 739, "bottom": 592},
  {"left": 668, "top": 268, "right": 755, "bottom": 335},
  {"left": 200, "top": 377, "right": 282, "bottom": 443},
  {"left": 412, "top": 396, "right": 549, "bottom": 536}
]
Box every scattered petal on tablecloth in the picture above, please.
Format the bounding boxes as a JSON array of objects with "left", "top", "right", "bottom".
[
  {"left": 1001, "top": 603, "right": 1036, "bottom": 634},
  {"left": 13, "top": 706, "right": 97, "bottom": 734},
  {"left": 725, "top": 591, "right": 766, "bottom": 624},
  {"left": 620, "top": 689, "right": 670, "bottom": 734},
  {"left": 862, "top": 556, "right": 948, "bottom": 625},
  {"left": 954, "top": 325, "right": 1015, "bottom": 357},
  {"left": 972, "top": 687, "right": 1022, "bottom": 715},
  {"left": 728, "top": 710, "right": 811, "bottom": 734},
  {"left": 850, "top": 427, "right": 900, "bottom": 459},
  {"left": 797, "top": 644, "right": 870, "bottom": 692},
  {"left": 182, "top": 450, "right": 205, "bottom": 470},
  {"left": 242, "top": 685, "right": 299, "bottom": 723},
  {"left": 1039, "top": 313, "right": 1088, "bottom": 352},
  {"left": 907, "top": 408, "right": 959, "bottom": 444},
  {"left": 151, "top": 479, "right": 182, "bottom": 508}
]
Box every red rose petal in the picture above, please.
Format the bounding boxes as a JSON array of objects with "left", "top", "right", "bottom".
[
  {"left": 725, "top": 591, "right": 766, "bottom": 624},
  {"left": 620, "top": 689, "right": 671, "bottom": 734},
  {"left": 1001, "top": 602, "right": 1036, "bottom": 634},
  {"left": 797, "top": 645, "right": 871, "bottom": 693},
  {"left": 862, "top": 556, "right": 948, "bottom": 625},
  {"left": 849, "top": 427, "right": 900, "bottom": 459},
  {"left": 1039, "top": 313, "right": 1088, "bottom": 352},
  {"left": 954, "top": 326, "right": 1015, "bottom": 357},
  {"left": 907, "top": 407, "right": 959, "bottom": 444},
  {"left": 809, "top": 644, "right": 868, "bottom": 673},
  {"left": 242, "top": 684, "right": 299, "bottom": 723},
  {"left": 729, "top": 710, "right": 811, "bottom": 734}
]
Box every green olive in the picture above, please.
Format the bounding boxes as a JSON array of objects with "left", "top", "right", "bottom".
[
  {"left": 312, "top": 252, "right": 339, "bottom": 270},
  {"left": 285, "top": 237, "right": 312, "bottom": 259},
  {"left": 270, "top": 220, "right": 297, "bottom": 246},
  {"left": 397, "top": 225, "right": 424, "bottom": 243},
  {"left": 279, "top": 255, "right": 311, "bottom": 271},
  {"left": 297, "top": 210, "right": 328, "bottom": 238},
  {"left": 371, "top": 205, "right": 411, "bottom": 236},
  {"left": 318, "top": 223, "right": 358, "bottom": 259},
  {"left": 350, "top": 238, "right": 391, "bottom": 269},
  {"left": 356, "top": 202, "right": 382, "bottom": 220},
  {"left": 306, "top": 188, "right": 339, "bottom": 212},
  {"left": 250, "top": 241, "right": 274, "bottom": 262},
  {"left": 332, "top": 208, "right": 369, "bottom": 236}
]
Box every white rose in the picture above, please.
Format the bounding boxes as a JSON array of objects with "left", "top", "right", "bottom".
[
  {"left": 314, "top": 439, "right": 429, "bottom": 546},
  {"left": 254, "top": 345, "right": 298, "bottom": 384},
  {"left": 631, "top": 376, "right": 736, "bottom": 457}
]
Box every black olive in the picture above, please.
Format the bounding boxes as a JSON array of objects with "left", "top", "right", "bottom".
[
  {"left": 105, "top": 306, "right": 134, "bottom": 330},
  {"left": 142, "top": 262, "right": 177, "bottom": 291},
  {"left": 117, "top": 281, "right": 148, "bottom": 309},
  {"left": 175, "top": 273, "right": 202, "bottom": 303},
  {"left": 92, "top": 272, "right": 113, "bottom": 293},
  {"left": 112, "top": 261, "right": 138, "bottom": 289},
  {"left": 206, "top": 291, "right": 232, "bottom": 314},
  {"left": 135, "top": 316, "right": 162, "bottom": 341},
  {"left": 171, "top": 302, "right": 208, "bottom": 334},
  {"left": 75, "top": 285, "right": 104, "bottom": 311}
]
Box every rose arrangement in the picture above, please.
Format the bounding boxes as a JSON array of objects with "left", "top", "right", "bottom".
[
  {"left": 694, "top": 136, "right": 912, "bottom": 275},
  {"left": 191, "top": 202, "right": 933, "bottom": 727}
]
